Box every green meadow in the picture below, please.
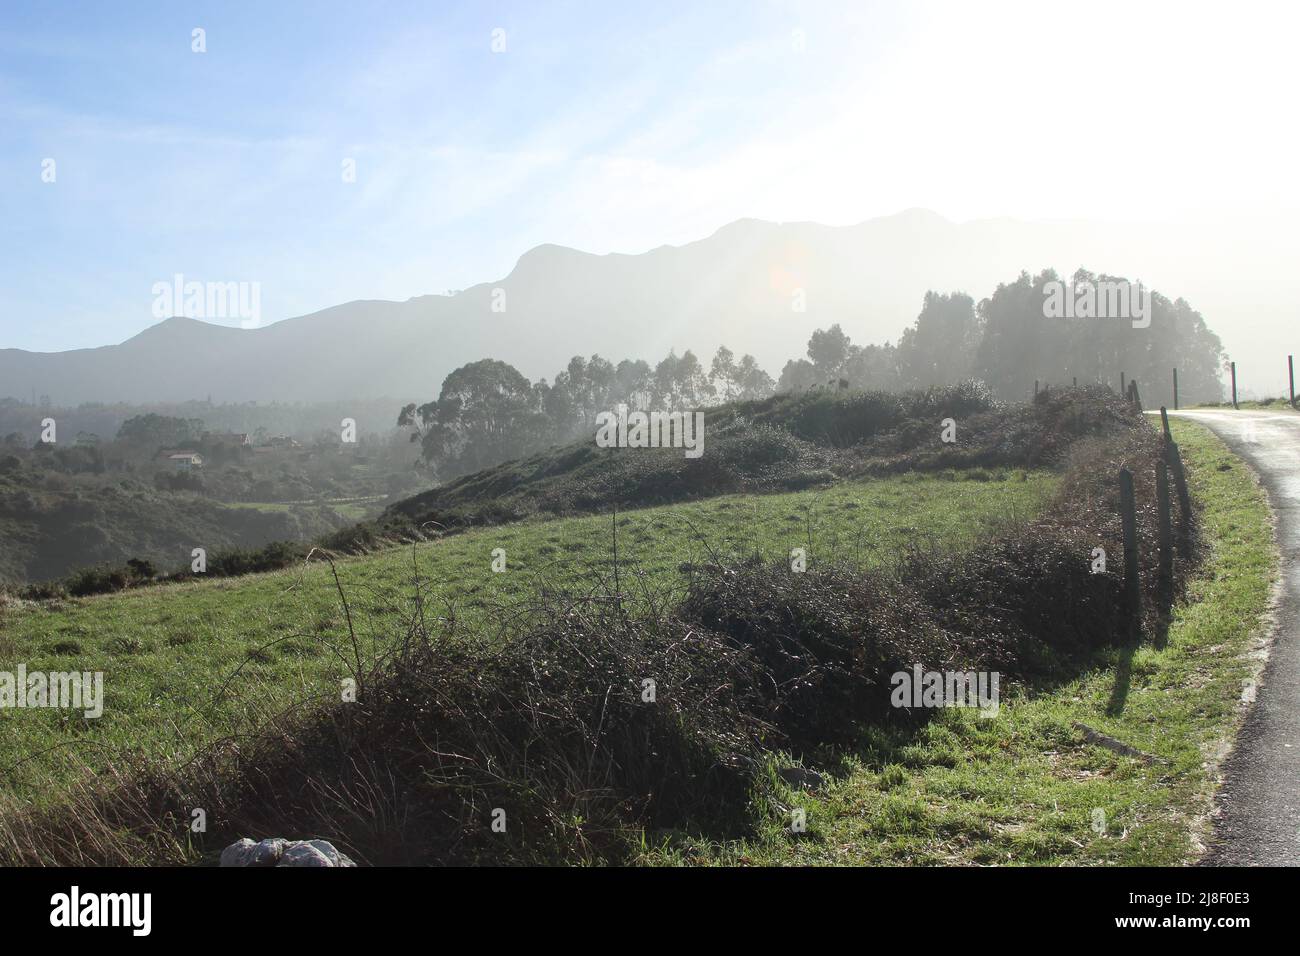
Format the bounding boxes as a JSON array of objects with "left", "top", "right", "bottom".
[
  {"left": 636, "top": 420, "right": 1275, "bottom": 865},
  {"left": 0, "top": 468, "right": 1053, "bottom": 806},
  {"left": 0, "top": 421, "right": 1275, "bottom": 866}
]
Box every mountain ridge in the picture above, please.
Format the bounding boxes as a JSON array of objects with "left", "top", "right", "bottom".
[{"left": 0, "top": 209, "right": 1260, "bottom": 404}]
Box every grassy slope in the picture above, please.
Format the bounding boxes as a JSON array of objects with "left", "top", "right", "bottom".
[
  {"left": 639, "top": 419, "right": 1273, "bottom": 865},
  {"left": 0, "top": 469, "right": 1053, "bottom": 805},
  {"left": 0, "top": 417, "right": 1273, "bottom": 868},
  {"left": 0, "top": 472, "right": 349, "bottom": 588}
]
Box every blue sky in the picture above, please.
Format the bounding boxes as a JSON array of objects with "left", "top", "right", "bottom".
[{"left": 3, "top": 0, "right": 1298, "bottom": 352}]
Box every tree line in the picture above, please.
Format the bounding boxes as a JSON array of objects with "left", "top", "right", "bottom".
[
  {"left": 401, "top": 267, "right": 1225, "bottom": 480},
  {"left": 397, "top": 350, "right": 776, "bottom": 479}
]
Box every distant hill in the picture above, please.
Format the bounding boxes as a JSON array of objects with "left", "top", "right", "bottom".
[
  {"left": 0, "top": 467, "right": 347, "bottom": 588},
  {"left": 0, "top": 209, "right": 1264, "bottom": 405}
]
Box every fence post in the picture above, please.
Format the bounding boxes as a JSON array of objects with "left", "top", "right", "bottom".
[
  {"left": 1156, "top": 460, "right": 1173, "bottom": 612},
  {"left": 1130, "top": 379, "right": 1143, "bottom": 411},
  {"left": 1173, "top": 367, "right": 1179, "bottom": 410},
  {"left": 1160, "top": 405, "right": 1171, "bottom": 443},
  {"left": 1231, "top": 361, "right": 1238, "bottom": 409},
  {"left": 1119, "top": 467, "right": 1142, "bottom": 642},
  {"left": 1121, "top": 371, "right": 1126, "bottom": 396},
  {"left": 1289, "top": 354, "right": 1295, "bottom": 408},
  {"left": 1167, "top": 441, "right": 1193, "bottom": 545},
  {"left": 1034, "top": 379, "right": 1039, "bottom": 398}
]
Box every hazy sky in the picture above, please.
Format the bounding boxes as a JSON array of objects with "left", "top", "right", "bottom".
[{"left": 3, "top": 0, "right": 1298, "bottom": 362}]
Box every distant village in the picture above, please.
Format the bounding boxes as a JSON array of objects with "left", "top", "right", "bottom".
[{"left": 156, "top": 431, "right": 321, "bottom": 471}]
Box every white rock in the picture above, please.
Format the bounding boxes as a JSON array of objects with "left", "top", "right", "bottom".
[
  {"left": 252, "top": 838, "right": 288, "bottom": 864},
  {"left": 219, "top": 837, "right": 287, "bottom": 867},
  {"left": 278, "top": 842, "right": 334, "bottom": 867},
  {"left": 303, "top": 839, "right": 355, "bottom": 867},
  {"left": 221, "top": 836, "right": 355, "bottom": 867},
  {"left": 219, "top": 838, "right": 257, "bottom": 868}
]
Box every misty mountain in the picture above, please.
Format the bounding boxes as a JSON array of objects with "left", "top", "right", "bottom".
[{"left": 0, "top": 209, "right": 1251, "bottom": 406}]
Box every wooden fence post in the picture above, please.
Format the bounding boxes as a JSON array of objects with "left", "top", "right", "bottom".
[
  {"left": 1119, "top": 467, "right": 1142, "bottom": 642},
  {"left": 1289, "top": 354, "right": 1295, "bottom": 408},
  {"left": 1160, "top": 405, "right": 1171, "bottom": 443},
  {"left": 1167, "top": 441, "right": 1193, "bottom": 545},
  {"left": 1121, "top": 371, "right": 1126, "bottom": 396},
  {"left": 1130, "top": 379, "right": 1143, "bottom": 411},
  {"left": 1231, "top": 361, "right": 1238, "bottom": 409},
  {"left": 1156, "top": 460, "right": 1173, "bottom": 611},
  {"left": 1173, "top": 367, "right": 1179, "bottom": 410}
]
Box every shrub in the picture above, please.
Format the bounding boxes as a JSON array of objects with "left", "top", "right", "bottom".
[
  {"left": 204, "top": 540, "right": 305, "bottom": 577},
  {"left": 679, "top": 564, "right": 965, "bottom": 749},
  {"left": 65, "top": 565, "right": 129, "bottom": 597},
  {"left": 0, "top": 597, "right": 773, "bottom": 866}
]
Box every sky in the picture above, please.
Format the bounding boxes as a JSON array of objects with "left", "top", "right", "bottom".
[{"left": 2, "top": 0, "right": 1299, "bottom": 360}]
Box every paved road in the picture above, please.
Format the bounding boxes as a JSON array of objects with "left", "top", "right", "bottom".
[{"left": 1170, "top": 409, "right": 1300, "bottom": 865}]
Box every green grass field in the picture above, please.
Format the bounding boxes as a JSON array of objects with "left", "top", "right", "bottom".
[
  {"left": 0, "top": 468, "right": 1053, "bottom": 806},
  {"left": 635, "top": 419, "right": 1275, "bottom": 865},
  {"left": 0, "top": 421, "right": 1275, "bottom": 866}
]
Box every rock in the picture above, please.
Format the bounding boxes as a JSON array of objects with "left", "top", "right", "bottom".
[
  {"left": 219, "top": 839, "right": 256, "bottom": 868},
  {"left": 220, "top": 837, "right": 287, "bottom": 868},
  {"left": 279, "top": 843, "right": 334, "bottom": 867},
  {"left": 302, "top": 839, "right": 356, "bottom": 867},
  {"left": 253, "top": 838, "right": 288, "bottom": 865},
  {"left": 221, "top": 837, "right": 355, "bottom": 867}
]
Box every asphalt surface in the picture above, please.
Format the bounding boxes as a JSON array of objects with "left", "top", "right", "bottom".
[{"left": 1170, "top": 409, "right": 1300, "bottom": 866}]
